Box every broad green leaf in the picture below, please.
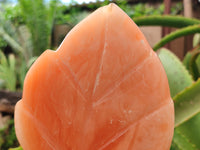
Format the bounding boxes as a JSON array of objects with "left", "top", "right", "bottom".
[
  {"left": 171, "top": 129, "right": 197, "bottom": 150},
  {"left": 158, "top": 48, "right": 193, "bottom": 97},
  {"left": 177, "top": 113, "right": 200, "bottom": 149},
  {"left": 170, "top": 141, "right": 180, "bottom": 150},
  {"left": 174, "top": 79, "right": 200, "bottom": 127}
]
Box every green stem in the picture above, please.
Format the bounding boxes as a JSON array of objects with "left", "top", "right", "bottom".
[
  {"left": 133, "top": 15, "right": 200, "bottom": 28},
  {"left": 153, "top": 25, "right": 200, "bottom": 51}
]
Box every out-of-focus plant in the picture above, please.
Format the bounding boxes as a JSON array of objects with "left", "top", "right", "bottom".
[
  {"left": 116, "top": 1, "right": 182, "bottom": 17},
  {"left": 0, "top": 9, "right": 32, "bottom": 62},
  {"left": 134, "top": 15, "right": 200, "bottom": 150},
  {"left": 0, "top": 0, "right": 60, "bottom": 56},
  {"left": 55, "top": 0, "right": 183, "bottom": 27},
  {"left": 2, "top": 4, "right": 25, "bottom": 25},
  {"left": 0, "top": 50, "right": 37, "bottom": 91},
  {"left": 54, "top": 3, "right": 90, "bottom": 27},
  {"left": 0, "top": 120, "right": 19, "bottom": 150},
  {"left": 0, "top": 0, "right": 56, "bottom": 90},
  {"left": 0, "top": 50, "right": 17, "bottom": 91},
  {"left": 0, "top": 38, "right": 7, "bottom": 50},
  {"left": 0, "top": 16, "right": 37, "bottom": 90},
  {"left": 55, "top": 9, "right": 90, "bottom": 27},
  {"left": 0, "top": 4, "right": 26, "bottom": 53},
  {"left": 18, "top": 0, "right": 59, "bottom": 56}
]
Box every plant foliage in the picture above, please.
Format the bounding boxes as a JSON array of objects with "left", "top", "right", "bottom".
[
  {"left": 0, "top": 51, "right": 16, "bottom": 91},
  {"left": 0, "top": 120, "right": 19, "bottom": 150},
  {"left": 18, "top": 0, "right": 59, "bottom": 56}
]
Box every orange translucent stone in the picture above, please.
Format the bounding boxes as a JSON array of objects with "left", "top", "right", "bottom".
[{"left": 15, "top": 3, "right": 174, "bottom": 150}]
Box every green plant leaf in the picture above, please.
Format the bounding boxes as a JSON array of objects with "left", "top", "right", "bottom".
[
  {"left": 154, "top": 25, "right": 200, "bottom": 51},
  {"left": 158, "top": 49, "right": 200, "bottom": 149},
  {"left": 19, "top": 0, "right": 48, "bottom": 55},
  {"left": 174, "top": 79, "right": 200, "bottom": 127},
  {"left": 0, "top": 119, "right": 19, "bottom": 149},
  {"left": 0, "top": 51, "right": 16, "bottom": 91},
  {"left": 176, "top": 113, "right": 200, "bottom": 149},
  {"left": 172, "top": 129, "right": 197, "bottom": 150},
  {"left": 133, "top": 15, "right": 200, "bottom": 28},
  {"left": 157, "top": 48, "right": 193, "bottom": 97},
  {"left": 0, "top": 10, "right": 32, "bottom": 61},
  {"left": 172, "top": 80, "right": 200, "bottom": 150}
]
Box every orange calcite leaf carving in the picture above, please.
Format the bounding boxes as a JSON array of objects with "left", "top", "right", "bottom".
[{"left": 15, "top": 3, "right": 174, "bottom": 150}]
